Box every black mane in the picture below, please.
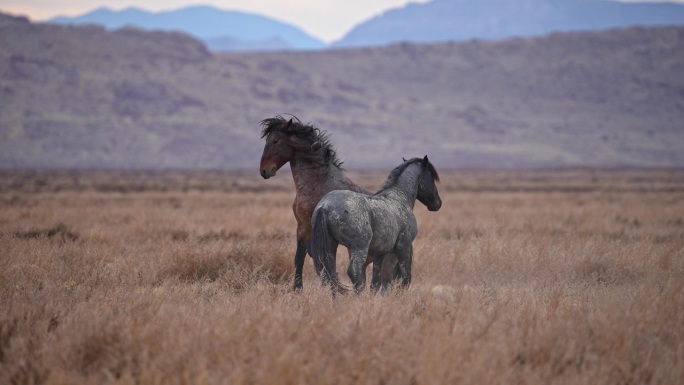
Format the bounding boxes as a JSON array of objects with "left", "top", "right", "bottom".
[
  {"left": 378, "top": 157, "right": 440, "bottom": 193},
  {"left": 260, "top": 115, "right": 343, "bottom": 168},
  {"left": 425, "top": 160, "right": 440, "bottom": 183}
]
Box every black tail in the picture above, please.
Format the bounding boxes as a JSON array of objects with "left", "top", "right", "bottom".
[{"left": 310, "top": 207, "right": 348, "bottom": 294}]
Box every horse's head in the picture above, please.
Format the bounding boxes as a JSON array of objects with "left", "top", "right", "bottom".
[
  {"left": 260, "top": 116, "right": 342, "bottom": 179},
  {"left": 259, "top": 118, "right": 298, "bottom": 179},
  {"left": 416, "top": 155, "right": 442, "bottom": 211}
]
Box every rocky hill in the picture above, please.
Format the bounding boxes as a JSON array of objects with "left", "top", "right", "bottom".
[
  {"left": 1, "top": 12, "right": 683, "bottom": 169},
  {"left": 49, "top": 5, "right": 325, "bottom": 51},
  {"left": 335, "top": 0, "right": 684, "bottom": 47}
]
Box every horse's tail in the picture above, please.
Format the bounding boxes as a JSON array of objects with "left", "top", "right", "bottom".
[{"left": 311, "top": 207, "right": 348, "bottom": 295}]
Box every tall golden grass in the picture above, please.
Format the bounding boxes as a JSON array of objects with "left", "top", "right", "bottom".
[{"left": 1, "top": 169, "right": 683, "bottom": 384}]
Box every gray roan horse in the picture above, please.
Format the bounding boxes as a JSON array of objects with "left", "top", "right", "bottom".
[
  {"left": 310, "top": 156, "right": 441, "bottom": 294},
  {"left": 259, "top": 115, "right": 398, "bottom": 291}
]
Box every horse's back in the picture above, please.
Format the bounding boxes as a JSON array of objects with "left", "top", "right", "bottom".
[{"left": 317, "top": 190, "right": 369, "bottom": 224}]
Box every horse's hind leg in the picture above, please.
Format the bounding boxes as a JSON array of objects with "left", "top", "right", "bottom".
[
  {"left": 319, "top": 241, "right": 339, "bottom": 289},
  {"left": 347, "top": 248, "right": 369, "bottom": 293}
]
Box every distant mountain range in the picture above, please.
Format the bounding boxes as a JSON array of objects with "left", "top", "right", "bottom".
[
  {"left": 45, "top": 1, "right": 684, "bottom": 51},
  {"left": 335, "top": 0, "right": 684, "bottom": 47},
  {"left": 49, "top": 5, "right": 325, "bottom": 51},
  {"left": 2, "top": 11, "right": 683, "bottom": 169}
]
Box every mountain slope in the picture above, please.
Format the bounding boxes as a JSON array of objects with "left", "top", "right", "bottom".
[
  {"left": 50, "top": 5, "right": 325, "bottom": 51},
  {"left": 1, "top": 12, "right": 683, "bottom": 169},
  {"left": 335, "top": 0, "right": 684, "bottom": 47}
]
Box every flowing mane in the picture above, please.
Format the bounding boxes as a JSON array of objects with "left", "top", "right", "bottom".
[
  {"left": 377, "top": 157, "right": 440, "bottom": 194},
  {"left": 260, "top": 115, "right": 343, "bottom": 168}
]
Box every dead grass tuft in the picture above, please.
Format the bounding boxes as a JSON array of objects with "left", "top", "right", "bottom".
[
  {"left": 573, "top": 259, "right": 640, "bottom": 286},
  {"left": 159, "top": 247, "right": 228, "bottom": 283},
  {"left": 156, "top": 239, "right": 292, "bottom": 291},
  {"left": 13, "top": 222, "right": 79, "bottom": 242}
]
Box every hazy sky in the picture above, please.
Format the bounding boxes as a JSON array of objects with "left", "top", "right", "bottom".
[{"left": 0, "top": 0, "right": 432, "bottom": 42}]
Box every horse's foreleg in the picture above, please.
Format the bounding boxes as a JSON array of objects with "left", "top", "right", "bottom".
[
  {"left": 347, "top": 249, "right": 368, "bottom": 294},
  {"left": 395, "top": 243, "right": 413, "bottom": 289},
  {"left": 370, "top": 255, "right": 384, "bottom": 292},
  {"left": 377, "top": 254, "right": 400, "bottom": 286},
  {"left": 293, "top": 238, "right": 307, "bottom": 291},
  {"left": 391, "top": 259, "right": 401, "bottom": 283}
]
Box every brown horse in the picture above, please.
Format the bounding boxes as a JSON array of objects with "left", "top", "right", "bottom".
[{"left": 259, "top": 115, "right": 393, "bottom": 291}]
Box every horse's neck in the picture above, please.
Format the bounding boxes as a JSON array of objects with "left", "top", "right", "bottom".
[
  {"left": 290, "top": 159, "right": 358, "bottom": 197},
  {"left": 387, "top": 165, "right": 421, "bottom": 208}
]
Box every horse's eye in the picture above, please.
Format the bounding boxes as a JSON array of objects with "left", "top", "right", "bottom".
[{"left": 273, "top": 138, "right": 279, "bottom": 144}]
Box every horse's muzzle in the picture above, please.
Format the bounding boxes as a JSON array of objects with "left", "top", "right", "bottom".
[
  {"left": 260, "top": 165, "right": 276, "bottom": 179},
  {"left": 428, "top": 200, "right": 442, "bottom": 211}
]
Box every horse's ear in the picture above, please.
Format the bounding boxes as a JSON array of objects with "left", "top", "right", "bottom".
[
  {"left": 282, "top": 118, "right": 293, "bottom": 131},
  {"left": 422, "top": 155, "right": 429, "bottom": 166},
  {"left": 402, "top": 157, "right": 407, "bottom": 162}
]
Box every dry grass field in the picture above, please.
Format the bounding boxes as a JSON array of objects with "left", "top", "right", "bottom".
[{"left": 1, "top": 169, "right": 683, "bottom": 384}]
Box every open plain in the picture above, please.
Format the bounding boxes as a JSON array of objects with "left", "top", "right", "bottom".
[{"left": 1, "top": 169, "right": 683, "bottom": 384}]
